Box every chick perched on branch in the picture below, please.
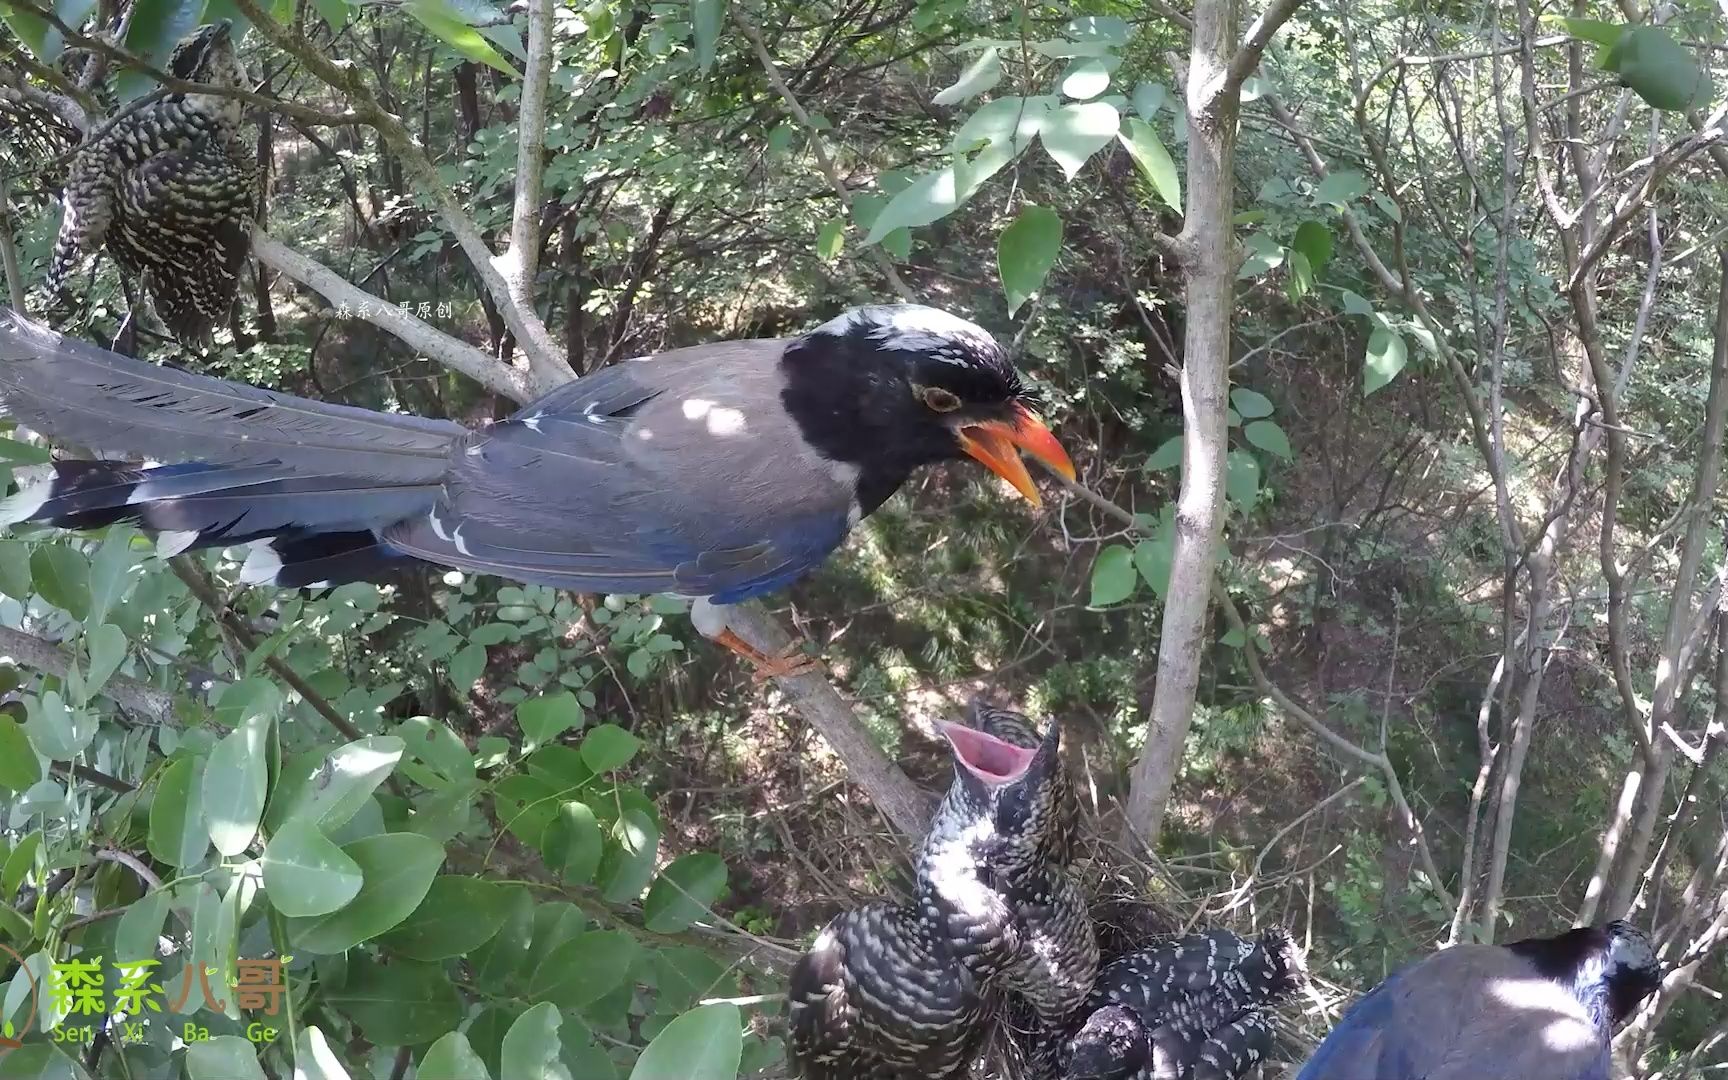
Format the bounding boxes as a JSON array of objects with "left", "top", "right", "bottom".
[{"left": 47, "top": 21, "right": 259, "bottom": 342}]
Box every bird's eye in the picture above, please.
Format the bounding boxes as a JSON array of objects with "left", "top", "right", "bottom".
[{"left": 921, "top": 386, "right": 963, "bottom": 413}]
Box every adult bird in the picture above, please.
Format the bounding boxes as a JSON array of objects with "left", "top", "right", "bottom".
[
  {"left": 1294, "top": 921, "right": 1660, "bottom": 1080},
  {"left": 47, "top": 21, "right": 260, "bottom": 344},
  {"left": 787, "top": 711, "right": 1067, "bottom": 1079},
  {"left": 0, "top": 304, "right": 1073, "bottom": 677},
  {"left": 1037, "top": 927, "right": 1303, "bottom": 1080}
]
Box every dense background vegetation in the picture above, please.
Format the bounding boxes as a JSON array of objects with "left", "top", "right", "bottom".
[{"left": 0, "top": 0, "right": 1725, "bottom": 1075}]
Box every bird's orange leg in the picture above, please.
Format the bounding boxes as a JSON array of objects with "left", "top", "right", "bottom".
[{"left": 711, "top": 628, "right": 825, "bottom": 682}]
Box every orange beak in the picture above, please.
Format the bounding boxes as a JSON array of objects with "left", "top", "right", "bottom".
[{"left": 955, "top": 404, "right": 1076, "bottom": 507}]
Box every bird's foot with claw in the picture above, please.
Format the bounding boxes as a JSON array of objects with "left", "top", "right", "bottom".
[{"left": 747, "top": 644, "right": 824, "bottom": 683}]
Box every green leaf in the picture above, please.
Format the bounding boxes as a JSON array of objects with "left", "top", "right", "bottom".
[
  {"left": 0, "top": 1045, "right": 92, "bottom": 1080},
  {"left": 932, "top": 46, "right": 1001, "bottom": 106},
  {"left": 1364, "top": 327, "right": 1409, "bottom": 395},
  {"left": 599, "top": 808, "right": 659, "bottom": 903},
  {"left": 1237, "top": 232, "right": 1284, "bottom": 279},
  {"left": 469, "top": 887, "right": 535, "bottom": 992},
  {"left": 82, "top": 623, "right": 126, "bottom": 699},
  {"left": 630, "top": 1003, "right": 742, "bottom": 1080},
  {"left": 1608, "top": 27, "right": 1712, "bottom": 111},
  {"left": 1551, "top": 15, "right": 1624, "bottom": 48},
  {"left": 529, "top": 929, "right": 640, "bottom": 1007},
  {"left": 1313, "top": 169, "right": 1368, "bottom": 207},
  {"left": 114, "top": 889, "right": 171, "bottom": 962},
  {"left": 643, "top": 853, "right": 728, "bottom": 932},
  {"left": 1284, "top": 248, "right": 1313, "bottom": 303},
  {"left": 0, "top": 543, "right": 31, "bottom": 600},
  {"left": 404, "top": 0, "right": 518, "bottom": 74},
  {"left": 1230, "top": 388, "right": 1274, "bottom": 419},
  {"left": 86, "top": 525, "right": 139, "bottom": 627},
  {"left": 186, "top": 1036, "right": 265, "bottom": 1080},
  {"left": 543, "top": 801, "right": 604, "bottom": 883},
  {"left": 0, "top": 715, "right": 40, "bottom": 791},
  {"left": 502, "top": 1002, "right": 570, "bottom": 1080},
  {"left": 21, "top": 687, "right": 88, "bottom": 763},
  {"left": 863, "top": 166, "right": 967, "bottom": 245},
  {"left": 1244, "top": 420, "right": 1292, "bottom": 461},
  {"left": 1131, "top": 81, "right": 1166, "bottom": 119},
  {"left": 324, "top": 957, "right": 461, "bottom": 1045},
  {"left": 690, "top": 0, "right": 721, "bottom": 74},
  {"left": 519, "top": 691, "right": 584, "bottom": 747},
  {"left": 276, "top": 735, "right": 404, "bottom": 832},
  {"left": 117, "top": 0, "right": 203, "bottom": 100},
  {"left": 580, "top": 723, "right": 640, "bottom": 773},
  {"left": 204, "top": 712, "right": 270, "bottom": 856},
  {"left": 1291, "top": 221, "right": 1333, "bottom": 272},
  {"left": 1133, "top": 535, "right": 1174, "bottom": 598},
  {"left": 0, "top": 901, "right": 29, "bottom": 943},
  {"left": 1144, "top": 435, "right": 1183, "bottom": 472},
  {"left": 998, "top": 206, "right": 1063, "bottom": 315},
  {"left": 3, "top": 831, "right": 41, "bottom": 896},
  {"left": 1225, "top": 450, "right": 1261, "bottom": 507},
  {"left": 260, "top": 819, "right": 363, "bottom": 917},
  {"left": 1042, "top": 101, "right": 1120, "bottom": 181},
  {"left": 396, "top": 716, "right": 474, "bottom": 781},
  {"left": 816, "top": 220, "right": 845, "bottom": 262},
  {"left": 1116, "top": 118, "right": 1181, "bottom": 212},
  {"left": 448, "top": 641, "right": 487, "bottom": 691},
  {"left": 947, "top": 96, "right": 1055, "bottom": 154},
  {"left": 149, "top": 755, "right": 211, "bottom": 867},
  {"left": 1089, "top": 545, "right": 1136, "bottom": 607},
  {"left": 0, "top": 4, "right": 51, "bottom": 60},
  {"left": 421, "top": 1032, "right": 492, "bottom": 1080},
  {"left": 31, "top": 545, "right": 90, "bottom": 619},
  {"left": 381, "top": 876, "right": 513, "bottom": 960},
  {"left": 1060, "top": 56, "right": 1114, "bottom": 100},
  {"left": 1340, "top": 289, "right": 1375, "bottom": 316},
  {"left": 290, "top": 1028, "right": 354, "bottom": 1080},
  {"left": 286, "top": 832, "right": 444, "bottom": 953}
]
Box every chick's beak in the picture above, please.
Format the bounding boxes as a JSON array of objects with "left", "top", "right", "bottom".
[{"left": 956, "top": 404, "right": 1076, "bottom": 506}]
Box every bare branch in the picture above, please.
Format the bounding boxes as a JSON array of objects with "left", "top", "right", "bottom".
[
  {"left": 253, "top": 230, "right": 532, "bottom": 403},
  {"left": 0, "top": 625, "right": 174, "bottom": 725},
  {"left": 496, "top": 0, "right": 553, "bottom": 321},
  {"left": 1227, "top": 0, "right": 1306, "bottom": 88}
]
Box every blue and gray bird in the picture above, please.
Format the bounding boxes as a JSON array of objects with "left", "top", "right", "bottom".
[
  {"left": 787, "top": 712, "right": 1068, "bottom": 1079},
  {"left": 1295, "top": 921, "right": 1661, "bottom": 1080},
  {"left": 0, "top": 305, "right": 1073, "bottom": 675}
]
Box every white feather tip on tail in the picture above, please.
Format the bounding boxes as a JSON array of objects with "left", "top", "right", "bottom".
[
  {"left": 238, "top": 542, "right": 282, "bottom": 585},
  {"left": 0, "top": 472, "right": 52, "bottom": 526}
]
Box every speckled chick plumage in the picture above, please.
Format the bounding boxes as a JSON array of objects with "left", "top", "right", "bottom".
[
  {"left": 48, "top": 21, "right": 258, "bottom": 341},
  {"left": 967, "top": 703, "right": 1098, "bottom": 1025},
  {"left": 786, "top": 708, "right": 1073, "bottom": 1080},
  {"left": 1031, "top": 927, "right": 1304, "bottom": 1080}
]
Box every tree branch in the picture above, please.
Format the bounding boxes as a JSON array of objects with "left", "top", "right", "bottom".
[
  {"left": 0, "top": 625, "right": 174, "bottom": 725},
  {"left": 1227, "top": 0, "right": 1306, "bottom": 88},
  {"left": 231, "top": 0, "right": 575, "bottom": 393},
  {"left": 253, "top": 230, "right": 532, "bottom": 402},
  {"left": 495, "top": 0, "right": 554, "bottom": 317}
]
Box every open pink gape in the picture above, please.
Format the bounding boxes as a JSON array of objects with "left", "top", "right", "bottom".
[{"left": 938, "top": 721, "right": 1039, "bottom": 784}]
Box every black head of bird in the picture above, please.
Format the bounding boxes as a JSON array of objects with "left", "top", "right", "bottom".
[
  {"left": 1064, "top": 1004, "right": 1147, "bottom": 1080},
  {"left": 0, "top": 305, "right": 1073, "bottom": 677},
  {"left": 1295, "top": 920, "right": 1663, "bottom": 1080},
  {"left": 1503, "top": 919, "right": 1660, "bottom": 1029}
]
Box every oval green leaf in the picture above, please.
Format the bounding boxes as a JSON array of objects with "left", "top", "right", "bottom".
[
  {"left": 324, "top": 957, "right": 461, "bottom": 1045},
  {"left": 1089, "top": 544, "right": 1136, "bottom": 607},
  {"left": 1244, "top": 420, "right": 1292, "bottom": 461},
  {"left": 580, "top": 723, "right": 640, "bottom": 774},
  {"left": 643, "top": 853, "right": 728, "bottom": 933},
  {"left": 260, "top": 819, "right": 363, "bottom": 918},
  {"left": 998, "top": 205, "right": 1063, "bottom": 316},
  {"left": 285, "top": 831, "right": 443, "bottom": 953},
  {"left": 380, "top": 876, "right": 512, "bottom": 960},
  {"left": 528, "top": 929, "right": 640, "bottom": 1008},
  {"left": 421, "top": 1031, "right": 491, "bottom": 1080},
  {"left": 501, "top": 1001, "right": 565, "bottom": 1079},
  {"left": 599, "top": 808, "right": 659, "bottom": 903},
  {"left": 629, "top": 1003, "right": 742, "bottom": 1080},
  {"left": 148, "top": 755, "right": 211, "bottom": 868},
  {"left": 0, "top": 714, "right": 41, "bottom": 791},
  {"left": 1042, "top": 101, "right": 1120, "bottom": 181},
  {"left": 1364, "top": 327, "right": 1408, "bottom": 396},
  {"left": 1117, "top": 118, "right": 1180, "bottom": 212},
  {"left": 204, "top": 714, "right": 270, "bottom": 856},
  {"left": 543, "top": 800, "right": 603, "bottom": 884},
  {"left": 185, "top": 1036, "right": 265, "bottom": 1080}
]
